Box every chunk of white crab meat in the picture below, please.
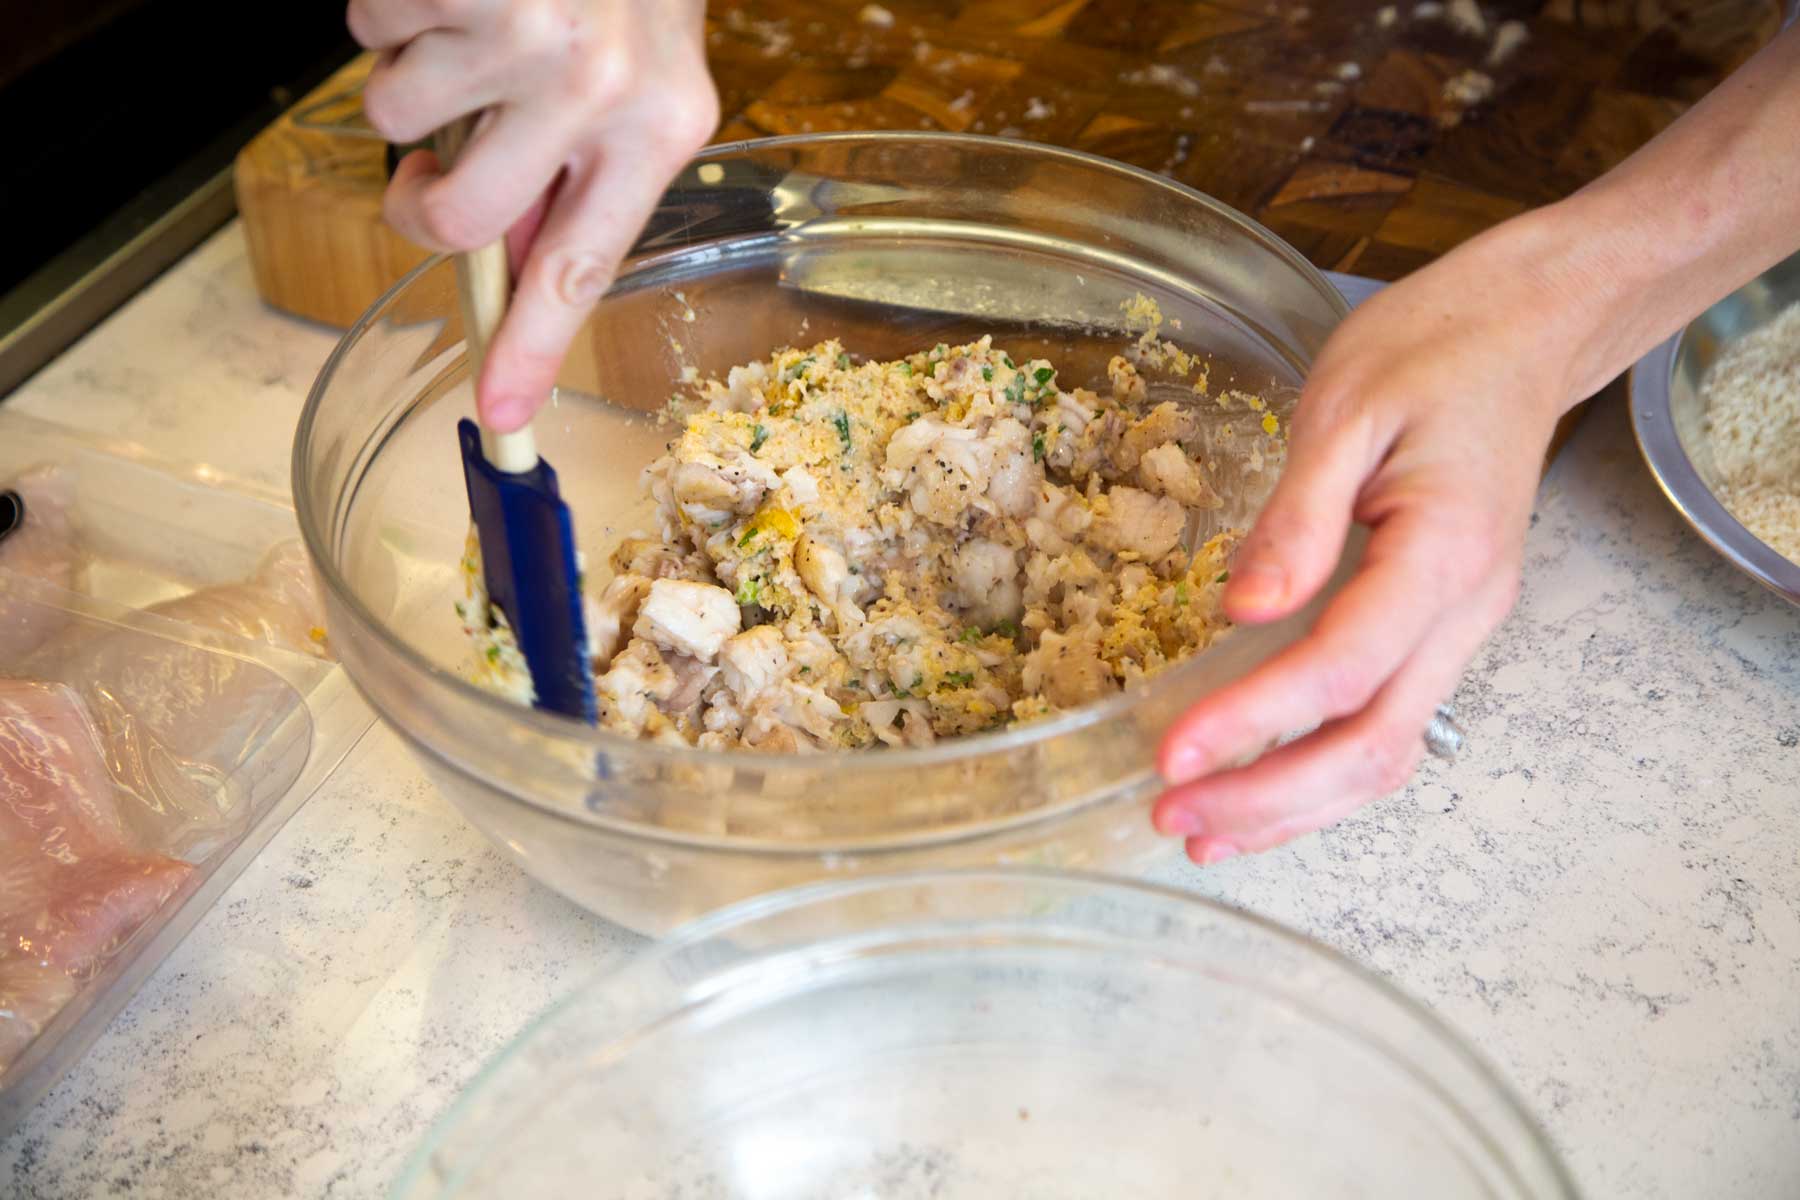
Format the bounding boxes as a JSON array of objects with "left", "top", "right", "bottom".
[
  {"left": 597, "top": 640, "right": 678, "bottom": 728},
  {"left": 663, "top": 653, "right": 720, "bottom": 718},
  {"left": 744, "top": 722, "right": 807, "bottom": 754},
  {"left": 882, "top": 417, "right": 993, "bottom": 527},
  {"left": 1116, "top": 402, "right": 1196, "bottom": 473},
  {"left": 951, "top": 538, "right": 1023, "bottom": 627},
  {"left": 1090, "top": 486, "right": 1186, "bottom": 560},
  {"left": 793, "top": 534, "right": 865, "bottom": 626},
  {"left": 783, "top": 628, "right": 841, "bottom": 677},
  {"left": 859, "top": 699, "right": 908, "bottom": 746},
  {"left": 632, "top": 579, "right": 742, "bottom": 662},
  {"left": 703, "top": 360, "right": 771, "bottom": 412},
  {"left": 610, "top": 535, "right": 694, "bottom": 580},
  {"left": 1022, "top": 628, "right": 1116, "bottom": 708},
  {"left": 1055, "top": 389, "right": 1098, "bottom": 435},
  {"left": 1024, "top": 482, "right": 1092, "bottom": 554},
  {"left": 586, "top": 574, "right": 654, "bottom": 672},
  {"left": 1107, "top": 356, "right": 1146, "bottom": 403},
  {"left": 779, "top": 465, "right": 821, "bottom": 509},
  {"left": 743, "top": 681, "right": 845, "bottom": 747},
  {"left": 1136, "top": 442, "right": 1220, "bottom": 509},
  {"left": 665, "top": 453, "right": 782, "bottom": 526},
  {"left": 719, "top": 625, "right": 789, "bottom": 705},
  {"left": 984, "top": 418, "right": 1039, "bottom": 518},
  {"left": 901, "top": 709, "right": 936, "bottom": 747}
]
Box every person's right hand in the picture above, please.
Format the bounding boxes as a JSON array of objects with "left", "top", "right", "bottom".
[{"left": 348, "top": 0, "right": 718, "bottom": 432}]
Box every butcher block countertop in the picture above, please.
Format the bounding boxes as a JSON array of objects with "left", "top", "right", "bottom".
[
  {"left": 703, "top": 0, "right": 1783, "bottom": 279},
  {"left": 4, "top": 3, "right": 1799, "bottom": 1198}
]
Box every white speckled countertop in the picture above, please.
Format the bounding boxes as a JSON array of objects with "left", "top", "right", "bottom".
[{"left": 2, "top": 227, "right": 1797, "bottom": 1199}]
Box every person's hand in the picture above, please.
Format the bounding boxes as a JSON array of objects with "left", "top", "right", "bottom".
[
  {"left": 348, "top": 0, "right": 718, "bottom": 431},
  {"left": 1153, "top": 213, "right": 1604, "bottom": 864}
]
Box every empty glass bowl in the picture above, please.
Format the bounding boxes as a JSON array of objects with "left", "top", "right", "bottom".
[
  {"left": 295, "top": 133, "right": 1361, "bottom": 932},
  {"left": 392, "top": 870, "right": 1575, "bottom": 1199}
]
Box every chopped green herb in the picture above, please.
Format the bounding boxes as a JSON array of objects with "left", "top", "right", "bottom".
[
  {"left": 891, "top": 683, "right": 912, "bottom": 699},
  {"left": 836, "top": 352, "right": 851, "bottom": 369},
  {"left": 931, "top": 343, "right": 948, "bottom": 360},
  {"left": 899, "top": 362, "right": 913, "bottom": 376},
  {"left": 735, "top": 576, "right": 762, "bottom": 606},
  {"left": 1216, "top": 571, "right": 1231, "bottom": 584},
  {"left": 1174, "top": 582, "right": 1190, "bottom": 606},
  {"left": 454, "top": 601, "right": 466, "bottom": 619},
  {"left": 940, "top": 671, "right": 974, "bottom": 688},
  {"left": 1005, "top": 374, "right": 1027, "bottom": 404},
  {"left": 485, "top": 644, "right": 501, "bottom": 663},
  {"left": 1031, "top": 432, "right": 1045, "bottom": 462},
  {"left": 749, "top": 423, "right": 769, "bottom": 453},
  {"left": 832, "top": 410, "right": 853, "bottom": 452},
  {"left": 784, "top": 356, "right": 816, "bottom": 381},
  {"left": 960, "top": 626, "right": 984, "bottom": 644},
  {"left": 1033, "top": 366, "right": 1054, "bottom": 387},
  {"left": 799, "top": 665, "right": 812, "bottom": 675},
  {"left": 739, "top": 526, "right": 760, "bottom": 548},
  {"left": 1002, "top": 353, "right": 1015, "bottom": 369},
  {"left": 993, "top": 618, "right": 1019, "bottom": 638},
  {"left": 981, "top": 366, "right": 994, "bottom": 382}
]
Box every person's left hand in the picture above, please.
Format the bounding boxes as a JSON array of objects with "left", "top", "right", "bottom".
[{"left": 1150, "top": 211, "right": 1598, "bottom": 864}]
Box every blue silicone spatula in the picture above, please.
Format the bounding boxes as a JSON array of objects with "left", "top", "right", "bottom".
[{"left": 435, "top": 117, "right": 597, "bottom": 722}]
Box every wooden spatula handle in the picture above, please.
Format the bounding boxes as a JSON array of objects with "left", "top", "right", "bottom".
[{"left": 433, "top": 116, "right": 538, "bottom": 475}]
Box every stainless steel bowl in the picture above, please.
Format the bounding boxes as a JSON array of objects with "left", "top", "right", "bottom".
[{"left": 1630, "top": 250, "right": 1800, "bottom": 607}]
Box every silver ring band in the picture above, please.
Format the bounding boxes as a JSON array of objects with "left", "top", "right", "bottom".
[{"left": 1424, "top": 705, "right": 1466, "bottom": 760}]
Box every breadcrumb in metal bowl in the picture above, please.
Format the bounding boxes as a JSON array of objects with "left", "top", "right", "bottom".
[
  {"left": 295, "top": 132, "right": 1362, "bottom": 933},
  {"left": 1631, "top": 248, "right": 1800, "bottom": 610}
]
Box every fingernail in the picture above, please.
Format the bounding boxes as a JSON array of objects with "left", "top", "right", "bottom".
[
  {"left": 556, "top": 253, "right": 612, "bottom": 306},
  {"left": 1162, "top": 741, "right": 1207, "bottom": 786},
  {"left": 482, "top": 388, "right": 530, "bottom": 433},
  {"left": 1154, "top": 801, "right": 1202, "bottom": 837},
  {"left": 1227, "top": 560, "right": 1286, "bottom": 612},
  {"left": 1195, "top": 840, "right": 1240, "bottom": 866}
]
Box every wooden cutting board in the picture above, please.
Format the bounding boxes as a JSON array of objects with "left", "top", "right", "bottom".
[{"left": 233, "top": 0, "right": 1783, "bottom": 456}]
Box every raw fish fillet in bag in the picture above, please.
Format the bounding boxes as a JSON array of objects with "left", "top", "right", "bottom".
[
  {"left": 0, "top": 680, "right": 193, "bottom": 1071},
  {"left": 0, "top": 467, "right": 81, "bottom": 664},
  {"left": 25, "top": 541, "right": 327, "bottom": 861}
]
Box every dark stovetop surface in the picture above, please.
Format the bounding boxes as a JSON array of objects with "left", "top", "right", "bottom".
[{"left": 0, "top": 2, "right": 358, "bottom": 394}]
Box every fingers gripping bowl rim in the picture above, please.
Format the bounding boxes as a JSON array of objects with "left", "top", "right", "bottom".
[{"left": 294, "top": 132, "right": 1364, "bottom": 929}]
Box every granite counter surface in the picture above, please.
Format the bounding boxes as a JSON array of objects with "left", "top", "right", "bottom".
[{"left": 1, "top": 227, "right": 1795, "bottom": 1198}]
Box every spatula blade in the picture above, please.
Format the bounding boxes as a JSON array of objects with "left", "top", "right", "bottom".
[{"left": 458, "top": 418, "right": 598, "bottom": 723}]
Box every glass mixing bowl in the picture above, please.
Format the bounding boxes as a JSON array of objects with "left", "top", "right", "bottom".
[
  {"left": 391, "top": 870, "right": 1576, "bottom": 1199},
  {"left": 295, "top": 133, "right": 1361, "bottom": 933}
]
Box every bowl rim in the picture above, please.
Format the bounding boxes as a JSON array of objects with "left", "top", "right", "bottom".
[
  {"left": 295, "top": 130, "right": 1354, "bottom": 847},
  {"left": 1628, "top": 309, "right": 1800, "bottom": 610},
  {"left": 390, "top": 866, "right": 1577, "bottom": 1200}
]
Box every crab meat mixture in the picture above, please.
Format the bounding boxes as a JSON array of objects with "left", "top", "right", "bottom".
[{"left": 464, "top": 336, "right": 1248, "bottom": 751}]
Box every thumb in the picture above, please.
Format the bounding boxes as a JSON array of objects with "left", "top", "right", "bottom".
[{"left": 1225, "top": 394, "right": 1381, "bottom": 624}]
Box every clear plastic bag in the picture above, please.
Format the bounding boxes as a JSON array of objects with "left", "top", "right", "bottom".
[
  {"left": 0, "top": 417, "right": 373, "bottom": 1131},
  {"left": 0, "top": 679, "right": 197, "bottom": 1070},
  {"left": 0, "top": 467, "right": 79, "bottom": 661}
]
